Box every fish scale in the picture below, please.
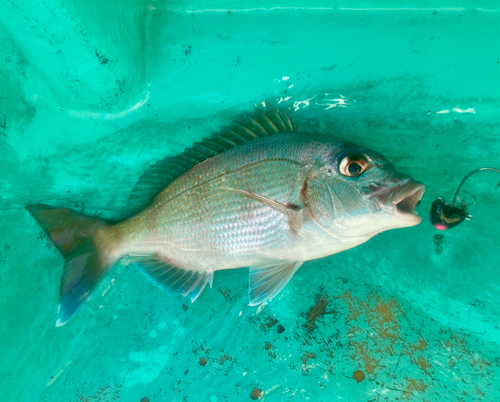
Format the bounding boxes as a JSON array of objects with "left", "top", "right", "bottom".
[
  {"left": 26, "top": 103, "right": 425, "bottom": 325},
  {"left": 120, "top": 137, "right": 312, "bottom": 260}
]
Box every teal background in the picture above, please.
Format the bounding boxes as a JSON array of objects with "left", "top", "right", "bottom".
[{"left": 0, "top": 1, "right": 499, "bottom": 401}]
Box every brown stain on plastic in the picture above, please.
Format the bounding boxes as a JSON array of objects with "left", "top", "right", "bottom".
[
  {"left": 408, "top": 337, "right": 431, "bottom": 373},
  {"left": 304, "top": 295, "right": 329, "bottom": 332},
  {"left": 337, "top": 291, "right": 431, "bottom": 377},
  {"left": 301, "top": 351, "right": 316, "bottom": 366},
  {"left": 338, "top": 291, "right": 401, "bottom": 339},
  {"left": 218, "top": 354, "right": 232, "bottom": 365},
  {"left": 328, "top": 286, "right": 496, "bottom": 399},
  {"left": 402, "top": 378, "right": 427, "bottom": 400},
  {"left": 250, "top": 387, "right": 263, "bottom": 400},
  {"left": 351, "top": 342, "right": 379, "bottom": 374},
  {"left": 353, "top": 370, "right": 365, "bottom": 383}
]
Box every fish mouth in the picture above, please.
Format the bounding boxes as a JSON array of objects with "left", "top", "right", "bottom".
[{"left": 391, "top": 181, "right": 426, "bottom": 222}]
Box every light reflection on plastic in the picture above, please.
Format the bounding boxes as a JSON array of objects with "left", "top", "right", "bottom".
[
  {"left": 436, "top": 108, "right": 476, "bottom": 114},
  {"left": 256, "top": 301, "right": 268, "bottom": 314},
  {"left": 292, "top": 93, "right": 355, "bottom": 112},
  {"left": 316, "top": 93, "right": 352, "bottom": 110},
  {"left": 68, "top": 89, "right": 150, "bottom": 120},
  {"left": 293, "top": 96, "right": 316, "bottom": 111},
  {"left": 452, "top": 107, "right": 475, "bottom": 114}
]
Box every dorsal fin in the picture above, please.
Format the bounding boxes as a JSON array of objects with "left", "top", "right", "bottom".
[{"left": 126, "top": 102, "right": 296, "bottom": 216}]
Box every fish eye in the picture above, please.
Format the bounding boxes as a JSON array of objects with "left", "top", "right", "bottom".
[{"left": 339, "top": 154, "right": 369, "bottom": 178}]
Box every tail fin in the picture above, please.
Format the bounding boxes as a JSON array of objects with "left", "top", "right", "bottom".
[{"left": 26, "top": 204, "right": 114, "bottom": 326}]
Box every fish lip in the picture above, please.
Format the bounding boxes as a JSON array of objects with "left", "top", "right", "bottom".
[{"left": 391, "top": 181, "right": 426, "bottom": 221}]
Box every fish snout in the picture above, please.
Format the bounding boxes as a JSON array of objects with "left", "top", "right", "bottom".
[
  {"left": 390, "top": 181, "right": 426, "bottom": 222},
  {"left": 369, "top": 180, "right": 426, "bottom": 222}
]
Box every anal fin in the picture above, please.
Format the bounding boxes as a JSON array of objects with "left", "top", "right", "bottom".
[
  {"left": 132, "top": 255, "right": 213, "bottom": 302},
  {"left": 248, "top": 260, "right": 303, "bottom": 306}
]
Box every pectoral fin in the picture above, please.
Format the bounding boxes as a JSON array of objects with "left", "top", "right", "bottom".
[
  {"left": 221, "top": 188, "right": 303, "bottom": 232},
  {"left": 248, "top": 260, "right": 303, "bottom": 305}
]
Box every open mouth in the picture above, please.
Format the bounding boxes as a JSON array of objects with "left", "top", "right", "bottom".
[{"left": 392, "top": 182, "right": 426, "bottom": 219}]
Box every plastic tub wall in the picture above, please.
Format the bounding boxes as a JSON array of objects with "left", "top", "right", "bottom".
[{"left": 0, "top": 1, "right": 499, "bottom": 401}]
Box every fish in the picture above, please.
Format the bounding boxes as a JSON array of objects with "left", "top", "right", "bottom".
[{"left": 26, "top": 103, "right": 425, "bottom": 326}]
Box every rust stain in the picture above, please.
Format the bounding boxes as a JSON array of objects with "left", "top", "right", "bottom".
[
  {"left": 402, "top": 378, "right": 427, "bottom": 400},
  {"left": 444, "top": 334, "right": 467, "bottom": 353},
  {"left": 337, "top": 291, "right": 436, "bottom": 380},
  {"left": 218, "top": 354, "right": 232, "bottom": 365},
  {"left": 471, "top": 355, "right": 491, "bottom": 370},
  {"left": 375, "top": 300, "right": 396, "bottom": 330},
  {"left": 337, "top": 291, "right": 363, "bottom": 321},
  {"left": 408, "top": 337, "right": 427, "bottom": 352},
  {"left": 351, "top": 342, "right": 380, "bottom": 374},
  {"left": 413, "top": 355, "right": 431, "bottom": 373},
  {"left": 352, "top": 369, "right": 365, "bottom": 383},
  {"left": 333, "top": 288, "right": 496, "bottom": 401},
  {"left": 382, "top": 345, "right": 396, "bottom": 356},
  {"left": 337, "top": 291, "right": 402, "bottom": 339},
  {"left": 250, "top": 387, "right": 263, "bottom": 400},
  {"left": 326, "top": 289, "right": 498, "bottom": 400},
  {"left": 304, "top": 295, "right": 329, "bottom": 332},
  {"left": 301, "top": 351, "right": 316, "bottom": 366},
  {"left": 373, "top": 299, "right": 401, "bottom": 339},
  {"left": 347, "top": 325, "right": 363, "bottom": 338},
  {"left": 442, "top": 333, "right": 491, "bottom": 372},
  {"left": 406, "top": 336, "right": 431, "bottom": 373}
]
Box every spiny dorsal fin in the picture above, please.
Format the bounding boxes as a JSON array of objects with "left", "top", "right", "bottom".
[{"left": 127, "top": 102, "right": 296, "bottom": 216}]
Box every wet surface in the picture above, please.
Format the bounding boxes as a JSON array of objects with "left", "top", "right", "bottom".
[{"left": 0, "top": 2, "right": 499, "bottom": 401}]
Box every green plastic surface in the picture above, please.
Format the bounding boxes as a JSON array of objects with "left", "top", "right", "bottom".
[{"left": 0, "top": 1, "right": 499, "bottom": 401}]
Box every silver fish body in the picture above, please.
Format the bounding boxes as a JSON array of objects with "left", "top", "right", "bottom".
[
  {"left": 27, "top": 104, "right": 425, "bottom": 325},
  {"left": 116, "top": 133, "right": 412, "bottom": 267}
]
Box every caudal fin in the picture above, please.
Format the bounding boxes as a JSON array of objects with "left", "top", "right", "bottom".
[{"left": 26, "top": 204, "right": 113, "bottom": 326}]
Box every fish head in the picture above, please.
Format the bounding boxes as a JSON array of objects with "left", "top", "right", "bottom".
[{"left": 308, "top": 142, "right": 425, "bottom": 237}]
